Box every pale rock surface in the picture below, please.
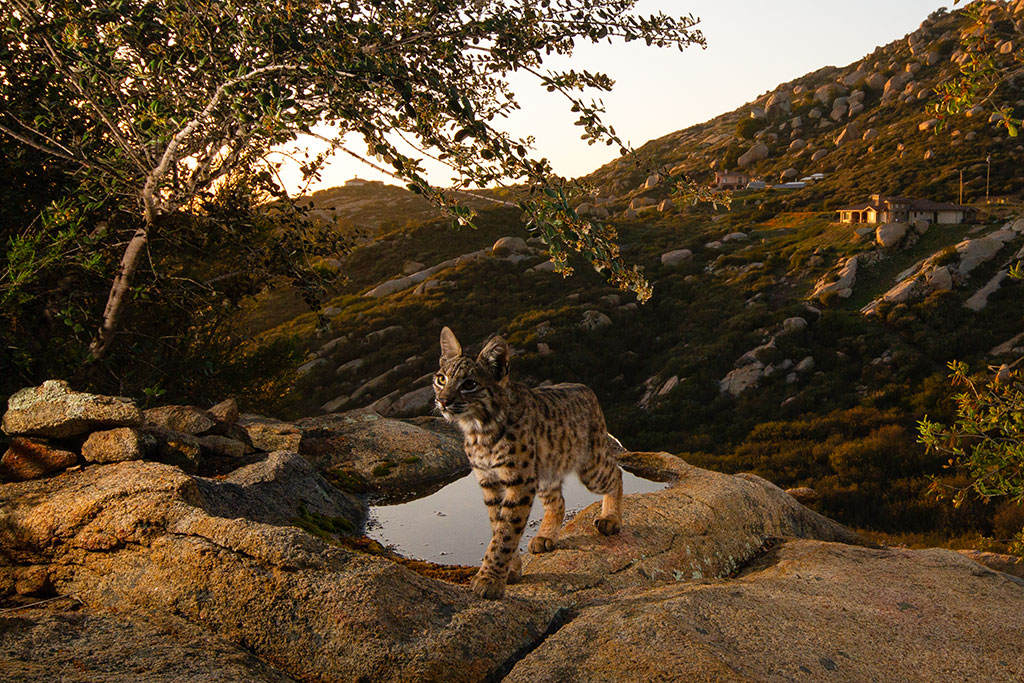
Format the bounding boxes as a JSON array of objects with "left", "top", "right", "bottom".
[
  {"left": 208, "top": 398, "right": 239, "bottom": 426},
  {"left": 402, "top": 260, "right": 426, "bottom": 275},
  {"left": 629, "top": 197, "right": 656, "bottom": 210},
  {"left": 719, "top": 363, "right": 765, "bottom": 396},
  {"left": 957, "top": 237, "right": 1005, "bottom": 275},
  {"left": 491, "top": 236, "right": 529, "bottom": 255},
  {"left": 2, "top": 380, "right": 141, "bottom": 439},
  {"left": 580, "top": 310, "right": 613, "bottom": 330},
  {"left": 812, "top": 256, "right": 858, "bottom": 300},
  {"left": 737, "top": 142, "right": 769, "bottom": 167},
  {"left": 386, "top": 385, "right": 436, "bottom": 417},
  {"left": 835, "top": 121, "right": 861, "bottom": 146},
  {"left": 876, "top": 222, "right": 908, "bottom": 248},
  {"left": 926, "top": 265, "right": 954, "bottom": 292},
  {"left": 661, "top": 249, "right": 693, "bottom": 267},
  {"left": 965, "top": 270, "right": 1008, "bottom": 312},
  {"left": 781, "top": 317, "right": 808, "bottom": 334}
]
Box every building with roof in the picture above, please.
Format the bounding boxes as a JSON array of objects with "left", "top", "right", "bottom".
[
  {"left": 837, "top": 194, "right": 974, "bottom": 225},
  {"left": 714, "top": 171, "right": 750, "bottom": 191}
]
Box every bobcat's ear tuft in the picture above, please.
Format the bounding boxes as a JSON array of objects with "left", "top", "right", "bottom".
[
  {"left": 477, "top": 335, "right": 510, "bottom": 382},
  {"left": 440, "top": 326, "right": 462, "bottom": 362}
]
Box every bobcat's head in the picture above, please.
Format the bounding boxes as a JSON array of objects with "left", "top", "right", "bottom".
[{"left": 434, "top": 326, "right": 509, "bottom": 431}]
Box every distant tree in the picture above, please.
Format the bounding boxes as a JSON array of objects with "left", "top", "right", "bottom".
[{"left": 0, "top": 0, "right": 708, "bottom": 391}]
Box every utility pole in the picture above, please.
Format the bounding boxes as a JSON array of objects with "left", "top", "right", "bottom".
[
  {"left": 959, "top": 168, "right": 963, "bottom": 205},
  {"left": 986, "top": 154, "right": 991, "bottom": 204}
]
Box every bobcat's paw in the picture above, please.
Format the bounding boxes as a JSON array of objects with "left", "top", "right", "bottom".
[
  {"left": 529, "top": 535, "right": 556, "bottom": 553},
  {"left": 595, "top": 516, "right": 622, "bottom": 536},
  {"left": 470, "top": 572, "right": 506, "bottom": 599}
]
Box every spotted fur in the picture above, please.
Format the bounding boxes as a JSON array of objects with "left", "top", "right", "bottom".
[{"left": 434, "top": 326, "right": 623, "bottom": 599}]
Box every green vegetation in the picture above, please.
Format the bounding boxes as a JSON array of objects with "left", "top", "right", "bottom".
[
  {"left": 292, "top": 502, "right": 356, "bottom": 541},
  {"left": 1, "top": 1, "right": 714, "bottom": 409}
]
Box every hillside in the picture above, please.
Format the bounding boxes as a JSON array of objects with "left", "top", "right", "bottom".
[{"left": 250, "top": 2, "right": 1024, "bottom": 550}]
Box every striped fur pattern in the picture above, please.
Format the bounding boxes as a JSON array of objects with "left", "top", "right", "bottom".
[{"left": 434, "top": 326, "right": 623, "bottom": 599}]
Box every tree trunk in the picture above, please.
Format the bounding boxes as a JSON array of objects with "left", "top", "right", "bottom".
[{"left": 86, "top": 223, "right": 149, "bottom": 361}]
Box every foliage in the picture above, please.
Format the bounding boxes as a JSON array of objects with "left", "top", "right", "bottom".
[
  {"left": 929, "top": 1, "right": 1023, "bottom": 136},
  {"left": 919, "top": 361, "right": 1024, "bottom": 551},
  {"left": 0, "top": 1, "right": 711, "bottom": 392},
  {"left": 735, "top": 116, "right": 766, "bottom": 140}
]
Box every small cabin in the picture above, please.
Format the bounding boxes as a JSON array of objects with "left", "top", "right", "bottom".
[{"left": 715, "top": 171, "right": 750, "bottom": 191}]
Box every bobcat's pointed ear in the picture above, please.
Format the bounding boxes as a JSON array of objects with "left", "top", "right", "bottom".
[
  {"left": 477, "top": 335, "right": 510, "bottom": 382},
  {"left": 440, "top": 326, "right": 462, "bottom": 362}
]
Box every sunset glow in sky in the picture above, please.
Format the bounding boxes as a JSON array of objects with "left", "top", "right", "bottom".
[{"left": 275, "top": 0, "right": 952, "bottom": 194}]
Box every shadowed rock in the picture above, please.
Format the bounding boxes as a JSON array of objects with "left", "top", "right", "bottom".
[{"left": 295, "top": 409, "right": 469, "bottom": 502}]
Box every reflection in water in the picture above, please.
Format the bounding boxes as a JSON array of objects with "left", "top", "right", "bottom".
[{"left": 366, "top": 470, "right": 667, "bottom": 565}]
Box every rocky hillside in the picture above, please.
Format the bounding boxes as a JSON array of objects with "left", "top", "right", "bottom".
[
  {"left": 586, "top": 1, "right": 1024, "bottom": 205},
  {"left": 3, "top": 382, "right": 1024, "bottom": 681},
  {"left": 236, "top": 2, "right": 1024, "bottom": 550}
]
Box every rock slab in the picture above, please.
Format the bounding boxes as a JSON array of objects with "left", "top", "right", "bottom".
[{"left": 2, "top": 380, "right": 142, "bottom": 439}]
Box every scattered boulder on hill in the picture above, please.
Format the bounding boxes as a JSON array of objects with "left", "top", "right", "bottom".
[
  {"left": 737, "top": 142, "right": 769, "bottom": 167},
  {"left": 661, "top": 249, "right": 693, "bottom": 267},
  {"left": 719, "top": 363, "right": 765, "bottom": 397},
  {"left": 835, "top": 121, "right": 862, "bottom": 146},
  {"left": 812, "top": 256, "right": 859, "bottom": 301},
  {"left": 764, "top": 91, "right": 791, "bottom": 119},
  {"left": 580, "top": 309, "right": 613, "bottom": 331},
  {"left": 876, "top": 222, "right": 908, "bottom": 248},
  {"left": 957, "top": 236, "right": 1006, "bottom": 275}
]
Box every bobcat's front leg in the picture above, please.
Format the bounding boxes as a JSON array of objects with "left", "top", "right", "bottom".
[{"left": 473, "top": 471, "right": 535, "bottom": 599}]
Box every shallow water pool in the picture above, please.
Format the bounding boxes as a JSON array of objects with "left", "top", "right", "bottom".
[{"left": 366, "top": 470, "right": 668, "bottom": 565}]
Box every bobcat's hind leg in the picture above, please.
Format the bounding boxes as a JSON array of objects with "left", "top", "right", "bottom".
[
  {"left": 579, "top": 442, "right": 623, "bottom": 537},
  {"left": 529, "top": 485, "right": 565, "bottom": 553}
]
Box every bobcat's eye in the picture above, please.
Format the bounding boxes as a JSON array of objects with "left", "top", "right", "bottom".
[
  {"left": 460, "top": 379, "right": 479, "bottom": 393},
  {"left": 434, "top": 374, "right": 447, "bottom": 387}
]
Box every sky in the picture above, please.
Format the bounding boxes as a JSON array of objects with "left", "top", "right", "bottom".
[{"left": 274, "top": 0, "right": 951, "bottom": 195}]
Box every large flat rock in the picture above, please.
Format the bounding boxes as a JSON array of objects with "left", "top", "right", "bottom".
[
  {"left": 516, "top": 452, "right": 860, "bottom": 598},
  {"left": 0, "top": 458, "right": 553, "bottom": 682},
  {"left": 506, "top": 539, "right": 1024, "bottom": 682},
  {"left": 0, "top": 606, "right": 296, "bottom": 682}
]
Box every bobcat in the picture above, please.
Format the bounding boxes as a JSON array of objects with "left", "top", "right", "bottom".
[{"left": 434, "top": 326, "right": 623, "bottom": 599}]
